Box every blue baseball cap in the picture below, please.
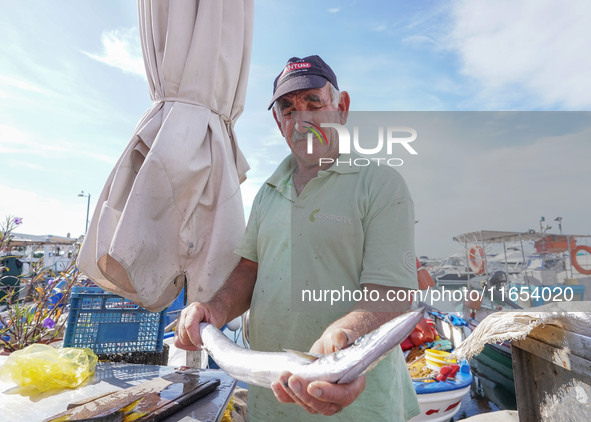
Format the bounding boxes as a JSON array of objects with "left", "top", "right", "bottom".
[{"left": 268, "top": 55, "right": 339, "bottom": 110}]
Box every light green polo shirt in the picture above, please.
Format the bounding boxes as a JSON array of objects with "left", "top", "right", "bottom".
[{"left": 235, "top": 154, "right": 420, "bottom": 421}]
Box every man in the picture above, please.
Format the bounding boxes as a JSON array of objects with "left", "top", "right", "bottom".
[{"left": 175, "top": 55, "right": 420, "bottom": 421}]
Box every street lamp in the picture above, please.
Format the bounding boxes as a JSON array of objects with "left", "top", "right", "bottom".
[
  {"left": 539, "top": 216, "right": 551, "bottom": 233},
  {"left": 77, "top": 191, "right": 91, "bottom": 235},
  {"left": 554, "top": 217, "right": 563, "bottom": 234}
]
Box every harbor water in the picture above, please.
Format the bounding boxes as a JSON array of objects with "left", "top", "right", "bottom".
[{"left": 452, "top": 347, "right": 517, "bottom": 420}]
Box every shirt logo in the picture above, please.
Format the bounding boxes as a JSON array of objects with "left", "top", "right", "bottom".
[
  {"left": 309, "top": 209, "right": 353, "bottom": 225},
  {"left": 403, "top": 251, "right": 416, "bottom": 273}
]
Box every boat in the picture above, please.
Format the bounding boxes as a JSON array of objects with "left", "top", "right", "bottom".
[
  {"left": 404, "top": 310, "right": 473, "bottom": 421},
  {"left": 419, "top": 305, "right": 517, "bottom": 414},
  {"left": 423, "top": 308, "right": 470, "bottom": 350},
  {"left": 453, "top": 229, "right": 591, "bottom": 313},
  {"left": 429, "top": 253, "right": 476, "bottom": 287},
  {"left": 448, "top": 228, "right": 591, "bottom": 366},
  {"left": 468, "top": 342, "right": 515, "bottom": 397},
  {"left": 410, "top": 363, "right": 472, "bottom": 422}
]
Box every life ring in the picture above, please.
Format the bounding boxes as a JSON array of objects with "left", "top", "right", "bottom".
[
  {"left": 571, "top": 245, "right": 591, "bottom": 275},
  {"left": 468, "top": 246, "right": 485, "bottom": 275}
]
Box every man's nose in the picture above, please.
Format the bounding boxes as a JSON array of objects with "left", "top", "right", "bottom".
[{"left": 293, "top": 118, "right": 309, "bottom": 134}]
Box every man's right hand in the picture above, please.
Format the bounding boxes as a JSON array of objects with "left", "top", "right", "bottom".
[
  {"left": 174, "top": 301, "right": 226, "bottom": 351},
  {"left": 173, "top": 257, "right": 258, "bottom": 351}
]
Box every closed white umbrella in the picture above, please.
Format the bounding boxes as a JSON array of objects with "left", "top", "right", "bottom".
[{"left": 78, "top": 0, "right": 252, "bottom": 312}]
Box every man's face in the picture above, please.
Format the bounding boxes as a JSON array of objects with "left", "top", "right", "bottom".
[{"left": 273, "top": 82, "right": 349, "bottom": 166}]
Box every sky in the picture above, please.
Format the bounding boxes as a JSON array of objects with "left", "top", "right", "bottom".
[{"left": 1, "top": 0, "right": 590, "bottom": 258}]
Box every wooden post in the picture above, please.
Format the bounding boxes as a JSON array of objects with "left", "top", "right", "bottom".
[{"left": 511, "top": 325, "right": 591, "bottom": 421}]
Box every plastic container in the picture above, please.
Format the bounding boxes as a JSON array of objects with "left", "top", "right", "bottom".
[
  {"left": 425, "top": 349, "right": 456, "bottom": 371},
  {"left": 63, "top": 287, "right": 167, "bottom": 354}
]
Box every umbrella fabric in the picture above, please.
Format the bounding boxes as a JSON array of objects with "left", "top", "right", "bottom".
[{"left": 78, "top": 0, "right": 252, "bottom": 312}]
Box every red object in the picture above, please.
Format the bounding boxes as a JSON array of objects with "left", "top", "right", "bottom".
[
  {"left": 409, "top": 318, "right": 435, "bottom": 346},
  {"left": 425, "top": 409, "right": 440, "bottom": 415},
  {"left": 401, "top": 317, "right": 438, "bottom": 349},
  {"left": 468, "top": 246, "right": 485, "bottom": 274},
  {"left": 436, "top": 365, "right": 453, "bottom": 381},
  {"left": 572, "top": 245, "right": 591, "bottom": 275},
  {"left": 445, "top": 400, "right": 462, "bottom": 411},
  {"left": 416, "top": 257, "right": 434, "bottom": 290},
  {"left": 426, "top": 319, "right": 438, "bottom": 338},
  {"left": 448, "top": 364, "right": 460, "bottom": 378},
  {"left": 535, "top": 236, "right": 576, "bottom": 254},
  {"left": 436, "top": 364, "right": 461, "bottom": 381},
  {"left": 400, "top": 338, "right": 414, "bottom": 351}
]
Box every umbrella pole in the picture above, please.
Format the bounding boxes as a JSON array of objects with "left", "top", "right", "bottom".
[
  {"left": 187, "top": 350, "right": 202, "bottom": 369},
  {"left": 185, "top": 276, "right": 203, "bottom": 369}
]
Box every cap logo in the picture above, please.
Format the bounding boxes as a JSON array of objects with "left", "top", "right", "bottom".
[{"left": 280, "top": 62, "right": 311, "bottom": 79}]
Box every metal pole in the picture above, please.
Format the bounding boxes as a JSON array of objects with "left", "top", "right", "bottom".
[
  {"left": 503, "top": 242, "right": 509, "bottom": 275},
  {"left": 566, "top": 235, "right": 574, "bottom": 279},
  {"left": 464, "top": 239, "right": 470, "bottom": 284},
  {"left": 78, "top": 191, "right": 91, "bottom": 235},
  {"left": 480, "top": 232, "right": 489, "bottom": 281},
  {"left": 519, "top": 234, "right": 527, "bottom": 285},
  {"left": 85, "top": 194, "right": 91, "bottom": 234}
]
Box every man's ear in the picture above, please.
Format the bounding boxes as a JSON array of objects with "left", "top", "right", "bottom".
[
  {"left": 272, "top": 108, "right": 285, "bottom": 137},
  {"left": 338, "top": 91, "right": 351, "bottom": 124}
]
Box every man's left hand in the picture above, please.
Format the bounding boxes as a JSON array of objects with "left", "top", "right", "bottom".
[
  {"left": 271, "top": 372, "right": 366, "bottom": 416},
  {"left": 271, "top": 325, "right": 366, "bottom": 415}
]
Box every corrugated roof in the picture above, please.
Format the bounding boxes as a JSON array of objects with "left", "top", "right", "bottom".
[
  {"left": 453, "top": 230, "right": 591, "bottom": 244},
  {"left": 7, "top": 233, "right": 79, "bottom": 247}
]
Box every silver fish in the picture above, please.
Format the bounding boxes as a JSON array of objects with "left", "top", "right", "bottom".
[{"left": 199, "top": 308, "right": 423, "bottom": 388}]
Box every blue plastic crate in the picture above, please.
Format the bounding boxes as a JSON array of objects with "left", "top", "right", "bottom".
[{"left": 63, "top": 286, "right": 167, "bottom": 354}]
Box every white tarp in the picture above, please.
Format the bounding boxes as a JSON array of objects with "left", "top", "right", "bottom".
[
  {"left": 78, "top": 0, "right": 253, "bottom": 311},
  {"left": 452, "top": 302, "right": 591, "bottom": 360}
]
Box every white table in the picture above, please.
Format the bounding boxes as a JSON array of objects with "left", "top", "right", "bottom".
[{"left": 0, "top": 357, "right": 236, "bottom": 422}]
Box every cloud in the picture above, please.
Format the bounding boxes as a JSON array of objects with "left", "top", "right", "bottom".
[
  {"left": 0, "top": 74, "right": 56, "bottom": 97},
  {"left": 0, "top": 124, "right": 118, "bottom": 172},
  {"left": 448, "top": 0, "right": 591, "bottom": 108},
  {"left": 402, "top": 35, "right": 438, "bottom": 49},
  {"left": 0, "top": 124, "right": 28, "bottom": 148},
  {"left": 6, "top": 159, "right": 44, "bottom": 171},
  {"left": 0, "top": 124, "right": 68, "bottom": 156},
  {"left": 0, "top": 184, "right": 87, "bottom": 237},
  {"left": 328, "top": 8, "right": 340, "bottom": 14},
  {"left": 371, "top": 23, "right": 388, "bottom": 32},
  {"left": 84, "top": 28, "right": 145, "bottom": 78}
]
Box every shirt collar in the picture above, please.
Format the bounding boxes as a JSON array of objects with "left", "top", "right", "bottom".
[
  {"left": 266, "top": 153, "right": 362, "bottom": 189},
  {"left": 322, "top": 153, "right": 362, "bottom": 175},
  {"left": 266, "top": 155, "right": 296, "bottom": 189}
]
